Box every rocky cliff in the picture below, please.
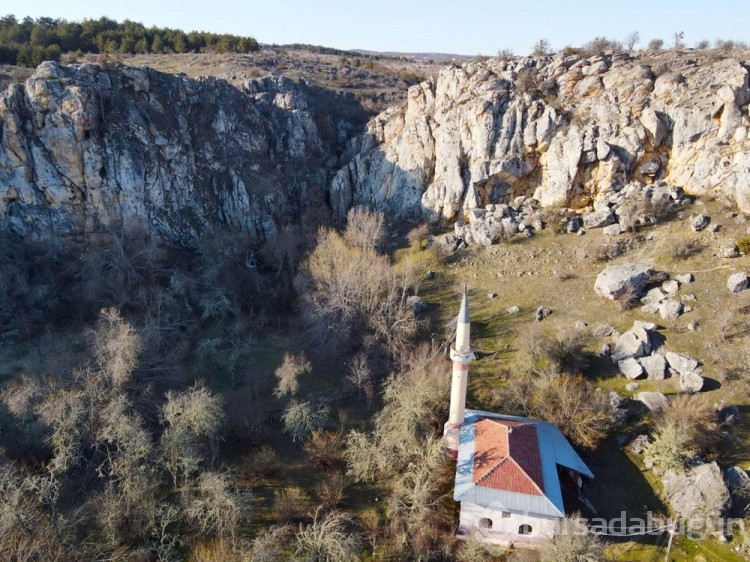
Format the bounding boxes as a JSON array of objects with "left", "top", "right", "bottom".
[
  {"left": 0, "top": 61, "right": 358, "bottom": 243},
  {"left": 331, "top": 51, "right": 750, "bottom": 221},
  {"left": 3, "top": 52, "right": 750, "bottom": 245}
]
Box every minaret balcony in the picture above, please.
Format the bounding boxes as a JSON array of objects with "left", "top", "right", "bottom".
[{"left": 450, "top": 347, "right": 475, "bottom": 364}]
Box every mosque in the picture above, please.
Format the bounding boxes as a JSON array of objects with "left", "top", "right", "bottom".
[{"left": 444, "top": 289, "right": 594, "bottom": 548}]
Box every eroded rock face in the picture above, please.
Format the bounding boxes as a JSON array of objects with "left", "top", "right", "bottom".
[
  {"left": 331, "top": 52, "right": 750, "bottom": 220},
  {"left": 0, "top": 62, "right": 355, "bottom": 243}
]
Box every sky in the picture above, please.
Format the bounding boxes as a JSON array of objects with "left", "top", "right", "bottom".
[{"left": 7, "top": 0, "right": 750, "bottom": 56}]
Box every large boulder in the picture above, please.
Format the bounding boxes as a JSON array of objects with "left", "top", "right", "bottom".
[
  {"left": 611, "top": 331, "right": 646, "bottom": 362},
  {"left": 582, "top": 208, "right": 616, "bottom": 229},
  {"left": 661, "top": 462, "right": 731, "bottom": 519},
  {"left": 639, "top": 354, "right": 666, "bottom": 381},
  {"left": 633, "top": 391, "right": 669, "bottom": 412},
  {"left": 727, "top": 272, "right": 748, "bottom": 292},
  {"left": 665, "top": 351, "right": 699, "bottom": 375},
  {"left": 618, "top": 357, "right": 644, "bottom": 380},
  {"left": 680, "top": 371, "right": 704, "bottom": 393},
  {"left": 595, "top": 263, "right": 654, "bottom": 300},
  {"left": 659, "top": 299, "right": 684, "bottom": 320}
]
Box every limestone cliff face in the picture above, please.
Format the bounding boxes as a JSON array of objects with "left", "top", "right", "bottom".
[
  {"left": 0, "top": 61, "right": 351, "bottom": 243},
  {"left": 331, "top": 52, "right": 750, "bottom": 220}
]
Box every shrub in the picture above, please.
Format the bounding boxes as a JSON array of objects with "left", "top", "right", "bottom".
[
  {"left": 303, "top": 430, "right": 345, "bottom": 467},
  {"left": 406, "top": 223, "right": 430, "bottom": 251},
  {"left": 737, "top": 236, "right": 750, "bottom": 255},
  {"left": 654, "top": 394, "right": 720, "bottom": 454},
  {"left": 529, "top": 374, "right": 611, "bottom": 450},
  {"left": 294, "top": 507, "right": 362, "bottom": 562},
  {"left": 647, "top": 38, "right": 664, "bottom": 50},
  {"left": 314, "top": 472, "right": 347, "bottom": 508},
  {"left": 272, "top": 487, "right": 310, "bottom": 522},
  {"left": 282, "top": 400, "right": 329, "bottom": 442},
  {"left": 668, "top": 237, "right": 705, "bottom": 260},
  {"left": 643, "top": 422, "right": 693, "bottom": 474},
  {"left": 540, "top": 516, "right": 606, "bottom": 562}
]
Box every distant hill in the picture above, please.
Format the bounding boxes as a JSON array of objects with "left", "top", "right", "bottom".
[{"left": 353, "top": 49, "right": 474, "bottom": 62}]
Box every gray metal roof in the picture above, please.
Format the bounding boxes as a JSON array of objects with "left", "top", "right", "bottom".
[{"left": 454, "top": 410, "right": 594, "bottom": 518}]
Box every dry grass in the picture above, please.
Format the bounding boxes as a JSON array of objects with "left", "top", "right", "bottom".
[{"left": 408, "top": 198, "right": 750, "bottom": 466}]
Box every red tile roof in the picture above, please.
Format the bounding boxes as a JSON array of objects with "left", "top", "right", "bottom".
[{"left": 472, "top": 418, "right": 545, "bottom": 496}]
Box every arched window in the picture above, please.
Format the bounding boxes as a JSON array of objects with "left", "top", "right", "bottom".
[
  {"left": 518, "top": 524, "right": 533, "bottom": 535},
  {"left": 478, "top": 518, "right": 493, "bottom": 530}
]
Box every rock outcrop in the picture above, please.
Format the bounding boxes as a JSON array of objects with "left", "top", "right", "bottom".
[
  {"left": 331, "top": 52, "right": 750, "bottom": 221},
  {"left": 0, "top": 62, "right": 357, "bottom": 243}
]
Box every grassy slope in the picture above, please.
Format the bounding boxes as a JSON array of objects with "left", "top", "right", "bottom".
[{"left": 401, "top": 200, "right": 750, "bottom": 561}]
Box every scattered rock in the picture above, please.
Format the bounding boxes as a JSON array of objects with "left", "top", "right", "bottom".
[
  {"left": 687, "top": 321, "right": 699, "bottom": 331},
  {"left": 725, "top": 466, "right": 750, "bottom": 516},
  {"left": 425, "top": 270, "right": 436, "bottom": 280},
  {"left": 574, "top": 320, "right": 588, "bottom": 330},
  {"left": 598, "top": 343, "right": 611, "bottom": 357},
  {"left": 406, "top": 295, "right": 428, "bottom": 313},
  {"left": 639, "top": 354, "right": 666, "bottom": 381},
  {"left": 721, "top": 241, "right": 740, "bottom": 258},
  {"left": 535, "top": 306, "right": 551, "bottom": 321},
  {"left": 625, "top": 382, "right": 640, "bottom": 392},
  {"left": 583, "top": 209, "right": 616, "bottom": 229},
  {"left": 665, "top": 351, "right": 699, "bottom": 374},
  {"left": 641, "top": 287, "right": 667, "bottom": 306},
  {"left": 727, "top": 272, "right": 748, "bottom": 292},
  {"left": 506, "top": 306, "right": 520, "bottom": 314},
  {"left": 662, "top": 279, "right": 679, "bottom": 294},
  {"left": 629, "top": 434, "right": 650, "bottom": 455},
  {"left": 674, "top": 273, "right": 694, "bottom": 284},
  {"left": 608, "top": 391, "right": 624, "bottom": 410},
  {"left": 593, "top": 323, "right": 615, "bottom": 338},
  {"left": 594, "top": 263, "right": 654, "bottom": 300},
  {"left": 487, "top": 293, "right": 498, "bottom": 299},
  {"left": 691, "top": 214, "right": 710, "bottom": 232},
  {"left": 611, "top": 331, "right": 646, "bottom": 362},
  {"left": 680, "top": 371, "right": 704, "bottom": 393},
  {"left": 659, "top": 299, "right": 684, "bottom": 320},
  {"left": 662, "top": 462, "right": 730, "bottom": 518},
  {"left": 619, "top": 357, "right": 644, "bottom": 380},
  {"left": 633, "top": 320, "right": 657, "bottom": 331},
  {"left": 721, "top": 405, "right": 740, "bottom": 425},
  {"left": 602, "top": 223, "right": 625, "bottom": 236},
  {"left": 634, "top": 391, "right": 669, "bottom": 412}
]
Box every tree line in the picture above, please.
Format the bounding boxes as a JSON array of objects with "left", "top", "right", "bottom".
[{"left": 0, "top": 14, "right": 260, "bottom": 67}]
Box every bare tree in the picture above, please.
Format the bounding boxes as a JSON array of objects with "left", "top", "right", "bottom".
[
  {"left": 160, "top": 382, "right": 225, "bottom": 487},
  {"left": 296, "top": 225, "right": 417, "bottom": 356},
  {"left": 273, "top": 353, "right": 312, "bottom": 398},
  {"left": 345, "top": 352, "right": 374, "bottom": 403},
  {"left": 696, "top": 39, "right": 710, "bottom": 50},
  {"left": 673, "top": 31, "right": 685, "bottom": 49},
  {"left": 533, "top": 38, "right": 552, "bottom": 56},
  {"left": 344, "top": 206, "right": 385, "bottom": 251},
  {"left": 92, "top": 307, "right": 143, "bottom": 389},
  {"left": 625, "top": 31, "right": 640, "bottom": 50},
  {"left": 185, "top": 471, "right": 243, "bottom": 539},
  {"left": 282, "top": 400, "right": 329, "bottom": 442},
  {"left": 294, "top": 507, "right": 362, "bottom": 562}
]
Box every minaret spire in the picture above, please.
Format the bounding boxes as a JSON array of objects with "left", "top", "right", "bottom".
[{"left": 444, "top": 285, "right": 474, "bottom": 459}]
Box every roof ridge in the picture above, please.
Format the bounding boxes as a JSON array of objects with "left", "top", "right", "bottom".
[
  {"left": 473, "top": 457, "right": 509, "bottom": 486},
  {"left": 506, "top": 455, "right": 544, "bottom": 495}
]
